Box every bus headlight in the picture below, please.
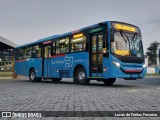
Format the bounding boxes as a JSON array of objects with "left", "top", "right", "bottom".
[
  {"left": 143, "top": 64, "right": 146, "bottom": 68},
  {"left": 113, "top": 61, "right": 120, "bottom": 68}
]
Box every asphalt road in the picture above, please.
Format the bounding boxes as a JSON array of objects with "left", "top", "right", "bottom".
[{"left": 0, "top": 76, "right": 160, "bottom": 119}]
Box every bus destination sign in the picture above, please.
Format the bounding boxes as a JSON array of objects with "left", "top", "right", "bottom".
[{"left": 112, "top": 23, "right": 139, "bottom": 33}]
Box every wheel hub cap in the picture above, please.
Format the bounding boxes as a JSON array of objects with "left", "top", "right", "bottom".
[
  {"left": 78, "top": 72, "right": 85, "bottom": 81},
  {"left": 31, "top": 72, "right": 35, "bottom": 80}
]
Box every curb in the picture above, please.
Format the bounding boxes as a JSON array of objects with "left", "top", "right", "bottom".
[{"left": 0, "top": 76, "right": 28, "bottom": 80}]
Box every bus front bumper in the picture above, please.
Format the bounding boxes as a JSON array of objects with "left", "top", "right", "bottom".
[{"left": 103, "top": 62, "right": 146, "bottom": 80}]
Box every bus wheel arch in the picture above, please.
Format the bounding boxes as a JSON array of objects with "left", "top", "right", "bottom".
[
  {"left": 29, "top": 67, "right": 41, "bottom": 82},
  {"left": 73, "top": 65, "right": 90, "bottom": 84}
]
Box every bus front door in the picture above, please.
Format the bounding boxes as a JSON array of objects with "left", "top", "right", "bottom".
[
  {"left": 43, "top": 44, "right": 52, "bottom": 77},
  {"left": 91, "top": 32, "right": 103, "bottom": 77}
]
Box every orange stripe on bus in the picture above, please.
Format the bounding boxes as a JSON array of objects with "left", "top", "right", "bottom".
[
  {"left": 51, "top": 54, "right": 65, "bottom": 58},
  {"left": 15, "top": 59, "right": 26, "bottom": 62}
]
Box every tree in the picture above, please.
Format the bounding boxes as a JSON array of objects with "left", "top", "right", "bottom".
[{"left": 146, "top": 41, "right": 160, "bottom": 65}]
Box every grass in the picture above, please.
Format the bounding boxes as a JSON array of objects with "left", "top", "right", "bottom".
[{"left": 146, "top": 74, "right": 160, "bottom": 76}]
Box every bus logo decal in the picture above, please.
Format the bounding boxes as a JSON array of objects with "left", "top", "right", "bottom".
[{"left": 64, "top": 56, "right": 73, "bottom": 70}]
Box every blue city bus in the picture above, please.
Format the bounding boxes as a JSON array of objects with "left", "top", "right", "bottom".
[{"left": 14, "top": 21, "right": 146, "bottom": 85}]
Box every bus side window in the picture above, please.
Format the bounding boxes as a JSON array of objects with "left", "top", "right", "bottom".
[
  {"left": 15, "top": 48, "right": 24, "bottom": 60},
  {"left": 56, "top": 38, "right": 69, "bottom": 54},
  {"left": 32, "top": 45, "right": 41, "bottom": 58},
  {"left": 24, "top": 47, "right": 32, "bottom": 59},
  {"left": 71, "top": 36, "right": 86, "bottom": 52}
]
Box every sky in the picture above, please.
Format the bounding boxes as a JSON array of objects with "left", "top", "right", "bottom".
[{"left": 0, "top": 0, "right": 160, "bottom": 53}]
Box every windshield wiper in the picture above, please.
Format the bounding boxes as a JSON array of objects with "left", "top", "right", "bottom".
[
  {"left": 119, "top": 30, "right": 131, "bottom": 49},
  {"left": 120, "top": 30, "right": 127, "bottom": 43},
  {"left": 132, "top": 33, "right": 137, "bottom": 41},
  {"left": 131, "top": 33, "right": 138, "bottom": 50}
]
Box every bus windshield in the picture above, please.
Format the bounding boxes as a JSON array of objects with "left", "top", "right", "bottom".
[{"left": 111, "top": 31, "right": 144, "bottom": 58}]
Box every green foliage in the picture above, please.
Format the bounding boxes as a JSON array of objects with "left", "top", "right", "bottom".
[{"left": 146, "top": 41, "right": 160, "bottom": 65}]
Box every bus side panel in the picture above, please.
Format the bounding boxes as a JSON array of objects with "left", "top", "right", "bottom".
[
  {"left": 29, "top": 58, "right": 42, "bottom": 77},
  {"left": 14, "top": 58, "right": 42, "bottom": 77},
  {"left": 49, "top": 52, "right": 89, "bottom": 78},
  {"left": 49, "top": 56, "right": 65, "bottom": 78},
  {"left": 36, "top": 58, "right": 42, "bottom": 77},
  {"left": 103, "top": 57, "right": 112, "bottom": 79},
  {"left": 14, "top": 61, "right": 24, "bottom": 76},
  {"left": 22, "top": 60, "right": 30, "bottom": 76},
  {"left": 71, "top": 52, "right": 89, "bottom": 78},
  {"left": 25, "top": 58, "right": 42, "bottom": 77}
]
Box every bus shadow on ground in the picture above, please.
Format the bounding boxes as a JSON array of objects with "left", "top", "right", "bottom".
[{"left": 20, "top": 79, "right": 140, "bottom": 88}]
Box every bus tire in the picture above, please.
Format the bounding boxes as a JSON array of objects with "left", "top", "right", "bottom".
[
  {"left": 75, "top": 67, "right": 90, "bottom": 85},
  {"left": 52, "top": 78, "right": 62, "bottom": 82},
  {"left": 29, "top": 69, "right": 41, "bottom": 82},
  {"left": 103, "top": 78, "right": 116, "bottom": 85}
]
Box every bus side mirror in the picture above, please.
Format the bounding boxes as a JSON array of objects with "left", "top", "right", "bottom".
[{"left": 103, "top": 48, "right": 109, "bottom": 58}]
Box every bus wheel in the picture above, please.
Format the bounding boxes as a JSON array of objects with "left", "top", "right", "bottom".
[
  {"left": 52, "top": 78, "right": 62, "bottom": 82},
  {"left": 75, "top": 67, "right": 90, "bottom": 85},
  {"left": 103, "top": 78, "right": 116, "bottom": 85},
  {"left": 29, "top": 69, "right": 41, "bottom": 82}
]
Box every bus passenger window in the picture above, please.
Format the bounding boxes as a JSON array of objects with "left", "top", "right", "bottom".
[
  {"left": 71, "top": 36, "right": 86, "bottom": 52},
  {"left": 15, "top": 48, "right": 25, "bottom": 60},
  {"left": 24, "top": 47, "right": 32, "bottom": 59},
  {"left": 56, "top": 38, "right": 69, "bottom": 54},
  {"left": 32, "top": 45, "right": 41, "bottom": 58}
]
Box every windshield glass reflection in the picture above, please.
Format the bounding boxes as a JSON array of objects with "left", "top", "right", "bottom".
[{"left": 111, "top": 31, "right": 144, "bottom": 58}]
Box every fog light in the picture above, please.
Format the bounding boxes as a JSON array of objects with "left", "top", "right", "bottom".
[{"left": 113, "top": 61, "right": 120, "bottom": 68}]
